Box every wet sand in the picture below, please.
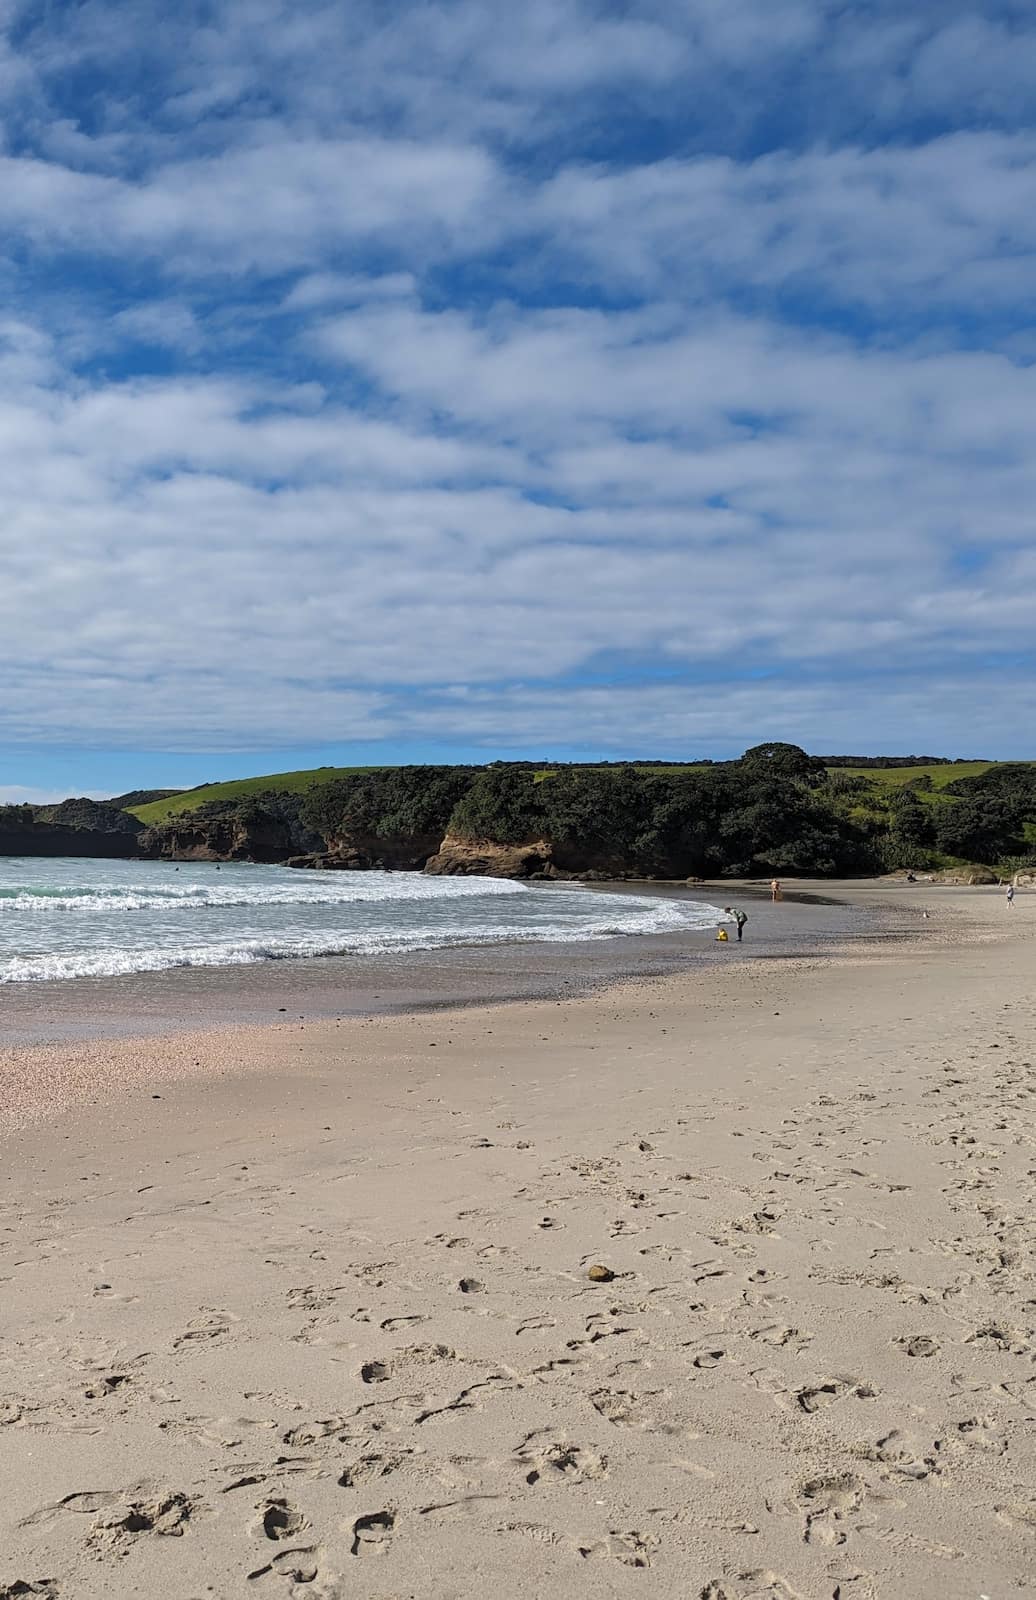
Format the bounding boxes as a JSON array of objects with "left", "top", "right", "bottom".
[{"left": 1, "top": 881, "right": 1033, "bottom": 1599}]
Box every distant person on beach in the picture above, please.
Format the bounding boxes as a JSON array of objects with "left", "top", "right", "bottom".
[
  {"left": 770, "top": 878, "right": 782, "bottom": 903},
  {"left": 1006, "top": 883, "right": 1015, "bottom": 908},
  {"left": 724, "top": 907, "right": 748, "bottom": 941}
]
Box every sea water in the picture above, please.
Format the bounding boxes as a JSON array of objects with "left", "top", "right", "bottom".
[{"left": 0, "top": 858, "right": 722, "bottom": 983}]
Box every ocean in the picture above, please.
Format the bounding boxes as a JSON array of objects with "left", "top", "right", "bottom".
[{"left": 0, "top": 858, "right": 724, "bottom": 984}]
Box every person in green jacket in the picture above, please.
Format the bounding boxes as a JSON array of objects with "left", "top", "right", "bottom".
[{"left": 724, "top": 906, "right": 748, "bottom": 942}]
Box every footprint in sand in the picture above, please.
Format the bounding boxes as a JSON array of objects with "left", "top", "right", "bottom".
[
  {"left": 287, "top": 1285, "right": 343, "bottom": 1313},
  {"left": 158, "top": 1414, "right": 243, "bottom": 1450},
  {"left": 702, "top": 1575, "right": 809, "bottom": 1600},
  {"left": 693, "top": 1348, "right": 726, "bottom": 1369},
  {"left": 736, "top": 1570, "right": 808, "bottom": 1600},
  {"left": 831, "top": 1575, "right": 877, "bottom": 1599},
  {"left": 82, "top": 1374, "right": 130, "bottom": 1400},
  {"left": 246, "top": 1545, "right": 322, "bottom": 1584},
  {"left": 749, "top": 1325, "right": 810, "bottom": 1351},
  {"left": 795, "top": 1378, "right": 873, "bottom": 1413},
  {"left": 498, "top": 1520, "right": 564, "bottom": 1549},
  {"left": 897, "top": 1335, "right": 939, "bottom": 1358},
  {"left": 518, "top": 1439, "right": 609, "bottom": 1485},
  {"left": 870, "top": 1430, "right": 933, "bottom": 1480},
  {"left": 260, "top": 1499, "right": 308, "bottom": 1540},
  {"left": 283, "top": 1417, "right": 347, "bottom": 1448},
  {"left": 995, "top": 1501, "right": 1036, "bottom": 1532},
  {"left": 223, "top": 1458, "right": 323, "bottom": 1493},
  {"left": 795, "top": 1473, "right": 865, "bottom": 1547},
  {"left": 360, "top": 1344, "right": 455, "bottom": 1387},
  {"left": 966, "top": 1322, "right": 1027, "bottom": 1353},
  {"left": 954, "top": 1415, "right": 1007, "bottom": 1454},
  {"left": 577, "top": 1529, "right": 656, "bottom": 1568},
  {"left": 338, "top": 1449, "right": 422, "bottom": 1488},
  {"left": 172, "top": 1311, "right": 236, "bottom": 1349},
  {"left": 589, "top": 1389, "right": 646, "bottom": 1428},
  {"left": 22, "top": 1486, "right": 192, "bottom": 1545},
  {"left": 349, "top": 1509, "right": 395, "bottom": 1556},
  {"left": 83, "top": 1491, "right": 194, "bottom": 1552}
]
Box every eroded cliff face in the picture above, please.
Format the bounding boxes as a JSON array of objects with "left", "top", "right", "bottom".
[
  {"left": 422, "top": 836, "right": 559, "bottom": 878},
  {"left": 289, "top": 833, "right": 642, "bottom": 879},
  {"left": 139, "top": 820, "right": 649, "bottom": 879},
  {"left": 287, "top": 831, "right": 445, "bottom": 871},
  {"left": 328, "top": 830, "right": 445, "bottom": 870},
  {"left": 138, "top": 817, "right": 298, "bottom": 863}
]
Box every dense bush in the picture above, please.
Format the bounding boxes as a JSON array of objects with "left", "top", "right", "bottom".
[
  {"left": 301, "top": 766, "right": 474, "bottom": 844},
  {"left": 300, "top": 748, "right": 875, "bottom": 876},
  {"left": 822, "top": 755, "right": 973, "bottom": 768},
  {"left": 37, "top": 797, "right": 144, "bottom": 835},
  {"left": 152, "top": 790, "right": 322, "bottom": 853}
]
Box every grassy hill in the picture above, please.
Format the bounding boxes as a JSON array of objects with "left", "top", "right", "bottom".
[
  {"left": 130, "top": 758, "right": 1029, "bottom": 827},
  {"left": 130, "top": 767, "right": 387, "bottom": 824}
]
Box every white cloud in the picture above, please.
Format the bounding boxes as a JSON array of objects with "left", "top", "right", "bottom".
[
  {"left": 0, "top": 0, "right": 1032, "bottom": 761},
  {"left": 0, "top": 786, "right": 87, "bottom": 806},
  {"left": 281, "top": 272, "right": 416, "bottom": 311},
  {"left": 0, "top": 138, "right": 502, "bottom": 271},
  {"left": 532, "top": 134, "right": 1036, "bottom": 310},
  {"left": 0, "top": 301, "right": 1033, "bottom": 750}
]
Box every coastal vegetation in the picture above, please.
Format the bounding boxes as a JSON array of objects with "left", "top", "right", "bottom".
[
  {"left": 222, "top": 746, "right": 1036, "bottom": 878},
  {"left": 3, "top": 749, "right": 1034, "bottom": 877}
]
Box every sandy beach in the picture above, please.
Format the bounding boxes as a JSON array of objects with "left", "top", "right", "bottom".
[{"left": 1, "top": 882, "right": 1033, "bottom": 1599}]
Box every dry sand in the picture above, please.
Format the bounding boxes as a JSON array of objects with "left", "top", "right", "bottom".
[{"left": 1, "top": 883, "right": 1034, "bottom": 1599}]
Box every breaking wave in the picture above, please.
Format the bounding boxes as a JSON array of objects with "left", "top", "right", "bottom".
[{"left": 0, "top": 857, "right": 721, "bottom": 984}]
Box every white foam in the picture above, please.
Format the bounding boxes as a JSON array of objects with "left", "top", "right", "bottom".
[
  {"left": 0, "top": 859, "right": 723, "bottom": 984},
  {"left": 0, "top": 891, "right": 719, "bottom": 982},
  {"left": 0, "top": 872, "right": 526, "bottom": 913}
]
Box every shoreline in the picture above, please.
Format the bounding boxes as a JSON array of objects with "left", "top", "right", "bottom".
[
  {"left": 0, "top": 876, "right": 900, "bottom": 1051},
  {"left": 2, "top": 883, "right": 1031, "bottom": 1598}
]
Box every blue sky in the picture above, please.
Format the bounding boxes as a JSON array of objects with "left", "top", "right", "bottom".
[{"left": 1, "top": 0, "right": 1035, "bottom": 801}]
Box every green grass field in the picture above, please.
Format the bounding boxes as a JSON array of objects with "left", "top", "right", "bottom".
[
  {"left": 831, "top": 762, "right": 998, "bottom": 790},
  {"left": 130, "top": 767, "right": 387, "bottom": 824}
]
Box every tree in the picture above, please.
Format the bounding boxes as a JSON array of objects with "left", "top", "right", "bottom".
[{"left": 738, "top": 743, "right": 826, "bottom": 785}]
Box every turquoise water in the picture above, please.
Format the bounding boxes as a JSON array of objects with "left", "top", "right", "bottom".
[{"left": 0, "top": 858, "right": 722, "bottom": 983}]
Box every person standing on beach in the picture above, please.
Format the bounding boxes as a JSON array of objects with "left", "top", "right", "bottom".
[
  {"left": 1006, "top": 882, "right": 1015, "bottom": 908},
  {"left": 770, "top": 878, "right": 782, "bottom": 903},
  {"left": 724, "top": 907, "right": 748, "bottom": 941}
]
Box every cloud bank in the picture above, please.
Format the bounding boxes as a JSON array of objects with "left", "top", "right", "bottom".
[{"left": 1, "top": 0, "right": 1034, "bottom": 761}]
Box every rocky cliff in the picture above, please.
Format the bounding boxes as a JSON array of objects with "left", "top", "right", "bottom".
[
  {"left": 138, "top": 816, "right": 299, "bottom": 863},
  {"left": 0, "top": 822, "right": 144, "bottom": 859},
  {"left": 423, "top": 835, "right": 558, "bottom": 878},
  {"left": 290, "top": 833, "right": 642, "bottom": 879},
  {"left": 287, "top": 830, "right": 445, "bottom": 872}
]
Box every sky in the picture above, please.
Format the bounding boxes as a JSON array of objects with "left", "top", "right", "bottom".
[{"left": 1, "top": 0, "right": 1035, "bottom": 801}]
